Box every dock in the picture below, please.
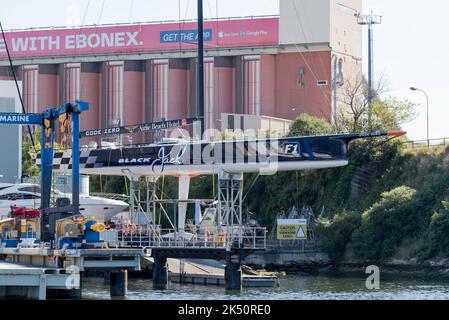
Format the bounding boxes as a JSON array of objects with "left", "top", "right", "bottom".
[
  {"left": 143, "top": 257, "right": 279, "bottom": 287},
  {"left": 0, "top": 261, "right": 80, "bottom": 300}
]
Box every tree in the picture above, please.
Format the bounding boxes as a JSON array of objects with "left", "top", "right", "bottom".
[
  {"left": 22, "top": 131, "right": 41, "bottom": 178},
  {"left": 289, "top": 113, "right": 335, "bottom": 137},
  {"left": 370, "top": 98, "right": 417, "bottom": 132},
  {"left": 337, "top": 72, "right": 415, "bottom": 133}
]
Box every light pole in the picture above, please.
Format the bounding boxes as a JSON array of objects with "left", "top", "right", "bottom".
[
  {"left": 358, "top": 11, "right": 382, "bottom": 129},
  {"left": 410, "top": 87, "right": 429, "bottom": 146}
]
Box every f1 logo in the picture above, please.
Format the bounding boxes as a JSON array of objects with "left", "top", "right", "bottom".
[{"left": 284, "top": 143, "right": 300, "bottom": 155}]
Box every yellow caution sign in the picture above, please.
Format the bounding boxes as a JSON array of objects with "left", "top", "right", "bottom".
[{"left": 277, "top": 219, "right": 308, "bottom": 240}]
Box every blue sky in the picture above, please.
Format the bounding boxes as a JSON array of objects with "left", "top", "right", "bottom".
[{"left": 1, "top": 0, "right": 448, "bottom": 141}]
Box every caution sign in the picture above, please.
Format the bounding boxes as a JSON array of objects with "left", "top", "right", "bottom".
[{"left": 277, "top": 219, "right": 308, "bottom": 240}]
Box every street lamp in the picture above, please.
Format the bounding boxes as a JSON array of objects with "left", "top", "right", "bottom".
[{"left": 410, "top": 87, "right": 429, "bottom": 146}]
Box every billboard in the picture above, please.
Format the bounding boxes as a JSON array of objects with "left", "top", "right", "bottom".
[
  {"left": 0, "top": 17, "right": 279, "bottom": 60},
  {"left": 277, "top": 219, "right": 308, "bottom": 240}
]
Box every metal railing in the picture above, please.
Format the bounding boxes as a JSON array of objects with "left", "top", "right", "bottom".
[
  {"left": 402, "top": 137, "right": 449, "bottom": 149},
  {"left": 3, "top": 15, "right": 279, "bottom": 33},
  {"left": 116, "top": 226, "right": 267, "bottom": 250}
]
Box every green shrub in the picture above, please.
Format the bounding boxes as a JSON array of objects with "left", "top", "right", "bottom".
[
  {"left": 318, "top": 211, "right": 361, "bottom": 263},
  {"left": 427, "top": 201, "right": 449, "bottom": 258},
  {"left": 288, "top": 113, "right": 334, "bottom": 137},
  {"left": 349, "top": 186, "right": 417, "bottom": 261}
]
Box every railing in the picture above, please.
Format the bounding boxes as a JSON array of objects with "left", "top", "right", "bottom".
[
  {"left": 402, "top": 137, "right": 449, "bottom": 149},
  {"left": 116, "top": 226, "right": 267, "bottom": 250},
  {"left": 3, "top": 15, "right": 279, "bottom": 33}
]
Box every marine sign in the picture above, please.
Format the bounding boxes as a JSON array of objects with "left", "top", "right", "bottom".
[
  {"left": 79, "top": 118, "right": 198, "bottom": 138},
  {"left": 0, "top": 113, "right": 42, "bottom": 125}
]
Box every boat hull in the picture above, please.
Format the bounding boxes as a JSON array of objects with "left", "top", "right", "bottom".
[{"left": 44, "top": 135, "right": 360, "bottom": 176}]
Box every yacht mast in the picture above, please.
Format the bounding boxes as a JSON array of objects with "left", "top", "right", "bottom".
[{"left": 197, "top": 0, "right": 205, "bottom": 135}]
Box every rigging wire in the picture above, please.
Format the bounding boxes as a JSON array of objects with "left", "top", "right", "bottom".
[
  {"left": 128, "top": 0, "right": 135, "bottom": 22},
  {"left": 78, "top": 0, "right": 105, "bottom": 103},
  {"left": 0, "top": 21, "right": 36, "bottom": 150},
  {"left": 295, "top": 0, "right": 331, "bottom": 83},
  {"left": 215, "top": 0, "right": 220, "bottom": 126},
  {"left": 55, "top": 0, "right": 107, "bottom": 153},
  {"left": 242, "top": 173, "right": 260, "bottom": 203}
]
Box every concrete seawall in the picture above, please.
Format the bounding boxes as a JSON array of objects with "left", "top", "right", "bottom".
[{"left": 245, "top": 249, "right": 331, "bottom": 272}]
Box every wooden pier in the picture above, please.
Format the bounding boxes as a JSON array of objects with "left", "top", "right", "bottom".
[{"left": 143, "top": 257, "right": 279, "bottom": 288}]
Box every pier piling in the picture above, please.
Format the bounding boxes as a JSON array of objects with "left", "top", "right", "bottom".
[
  {"left": 225, "top": 254, "right": 242, "bottom": 291},
  {"left": 110, "top": 270, "right": 128, "bottom": 297},
  {"left": 153, "top": 256, "right": 169, "bottom": 290}
]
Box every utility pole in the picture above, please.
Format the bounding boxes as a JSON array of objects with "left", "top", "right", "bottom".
[
  {"left": 358, "top": 11, "right": 382, "bottom": 129},
  {"left": 197, "top": 0, "right": 205, "bottom": 136}
]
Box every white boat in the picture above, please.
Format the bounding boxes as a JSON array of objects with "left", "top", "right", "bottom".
[{"left": 0, "top": 182, "right": 129, "bottom": 221}]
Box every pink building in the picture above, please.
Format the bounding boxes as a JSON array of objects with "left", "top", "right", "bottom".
[{"left": 0, "top": 0, "right": 362, "bottom": 143}]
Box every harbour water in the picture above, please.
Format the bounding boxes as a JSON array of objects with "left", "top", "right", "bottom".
[{"left": 81, "top": 274, "right": 449, "bottom": 300}]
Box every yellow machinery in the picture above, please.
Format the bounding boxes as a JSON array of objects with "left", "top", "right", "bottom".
[
  {"left": 0, "top": 218, "right": 16, "bottom": 239},
  {"left": 56, "top": 215, "right": 106, "bottom": 249},
  {"left": 0, "top": 217, "right": 40, "bottom": 247}
]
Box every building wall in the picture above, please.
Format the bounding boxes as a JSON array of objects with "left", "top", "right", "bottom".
[
  {"left": 0, "top": 50, "right": 335, "bottom": 137},
  {"left": 330, "top": 0, "right": 363, "bottom": 123},
  {"left": 123, "top": 61, "right": 145, "bottom": 126},
  {"left": 38, "top": 64, "right": 59, "bottom": 112},
  {"left": 168, "top": 59, "right": 188, "bottom": 121},
  {"left": 0, "top": 81, "right": 22, "bottom": 183},
  {"left": 279, "top": 0, "right": 331, "bottom": 45},
  {"left": 80, "top": 63, "right": 101, "bottom": 132},
  {"left": 331, "top": 0, "right": 363, "bottom": 59},
  {"left": 0, "top": 66, "right": 17, "bottom": 80},
  {"left": 123, "top": 61, "right": 145, "bottom": 144},
  {"left": 275, "top": 51, "right": 332, "bottom": 121},
  {"left": 260, "top": 55, "right": 276, "bottom": 117},
  {"left": 150, "top": 59, "right": 169, "bottom": 121},
  {"left": 22, "top": 65, "right": 39, "bottom": 114},
  {"left": 214, "top": 57, "right": 235, "bottom": 129}
]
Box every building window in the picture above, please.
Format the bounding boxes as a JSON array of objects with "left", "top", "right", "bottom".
[{"left": 317, "top": 80, "right": 328, "bottom": 86}]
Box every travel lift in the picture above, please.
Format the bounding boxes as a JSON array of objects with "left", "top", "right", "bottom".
[{"left": 0, "top": 100, "right": 90, "bottom": 245}]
